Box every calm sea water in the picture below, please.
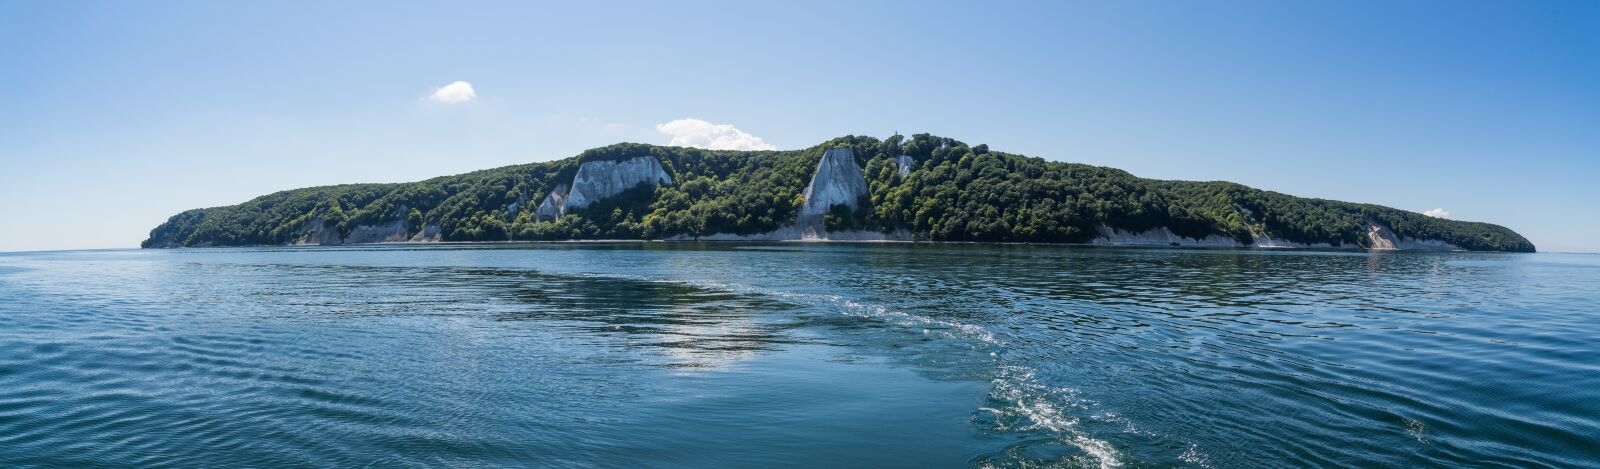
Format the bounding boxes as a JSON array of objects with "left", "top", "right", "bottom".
[{"left": 1, "top": 243, "right": 1596, "bottom": 467}]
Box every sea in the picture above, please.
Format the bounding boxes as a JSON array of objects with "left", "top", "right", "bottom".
[{"left": 1, "top": 243, "right": 1595, "bottom": 467}]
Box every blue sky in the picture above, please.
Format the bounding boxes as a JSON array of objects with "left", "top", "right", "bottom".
[{"left": 2, "top": 1, "right": 1596, "bottom": 252}]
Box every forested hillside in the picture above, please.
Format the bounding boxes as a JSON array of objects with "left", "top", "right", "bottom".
[{"left": 143, "top": 134, "right": 1534, "bottom": 252}]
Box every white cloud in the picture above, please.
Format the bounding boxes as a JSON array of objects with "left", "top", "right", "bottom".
[
  {"left": 654, "top": 118, "right": 776, "bottom": 150},
  {"left": 429, "top": 81, "right": 476, "bottom": 103},
  {"left": 1423, "top": 208, "right": 1452, "bottom": 219}
]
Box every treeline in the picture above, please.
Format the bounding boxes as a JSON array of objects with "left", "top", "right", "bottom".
[{"left": 143, "top": 134, "right": 1535, "bottom": 252}]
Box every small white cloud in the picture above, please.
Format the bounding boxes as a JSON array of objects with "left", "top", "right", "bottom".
[
  {"left": 655, "top": 118, "right": 776, "bottom": 150},
  {"left": 1423, "top": 208, "right": 1452, "bottom": 219},
  {"left": 429, "top": 81, "right": 476, "bottom": 103}
]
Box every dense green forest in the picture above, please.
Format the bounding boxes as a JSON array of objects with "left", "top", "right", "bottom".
[{"left": 143, "top": 134, "right": 1534, "bottom": 252}]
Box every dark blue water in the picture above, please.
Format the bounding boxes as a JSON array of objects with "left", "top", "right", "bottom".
[{"left": 1, "top": 244, "right": 1596, "bottom": 467}]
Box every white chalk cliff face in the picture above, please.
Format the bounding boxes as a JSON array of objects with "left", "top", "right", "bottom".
[
  {"left": 408, "top": 223, "right": 441, "bottom": 242},
  {"left": 293, "top": 217, "right": 342, "bottom": 246},
  {"left": 534, "top": 183, "right": 568, "bottom": 221},
  {"left": 892, "top": 154, "right": 914, "bottom": 177},
  {"left": 566, "top": 157, "right": 673, "bottom": 210},
  {"left": 797, "top": 148, "right": 870, "bottom": 234},
  {"left": 1366, "top": 221, "right": 1400, "bottom": 250},
  {"left": 536, "top": 157, "right": 672, "bottom": 221},
  {"left": 1365, "top": 221, "right": 1459, "bottom": 251}
]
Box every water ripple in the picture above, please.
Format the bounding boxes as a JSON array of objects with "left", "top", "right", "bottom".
[{"left": 0, "top": 245, "right": 1595, "bottom": 467}]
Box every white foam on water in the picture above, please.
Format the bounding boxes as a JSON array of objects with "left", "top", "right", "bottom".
[
  {"left": 984, "top": 364, "right": 1124, "bottom": 468},
  {"left": 1180, "top": 442, "right": 1214, "bottom": 468}
]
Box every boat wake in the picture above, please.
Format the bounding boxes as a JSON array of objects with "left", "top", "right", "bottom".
[{"left": 572, "top": 271, "right": 1207, "bottom": 468}]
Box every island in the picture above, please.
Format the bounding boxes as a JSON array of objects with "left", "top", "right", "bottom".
[{"left": 143, "top": 134, "right": 1535, "bottom": 252}]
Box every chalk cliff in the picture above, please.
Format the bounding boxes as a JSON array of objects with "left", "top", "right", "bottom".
[
  {"left": 797, "top": 147, "right": 870, "bottom": 236},
  {"left": 892, "top": 154, "right": 914, "bottom": 177},
  {"left": 566, "top": 157, "right": 673, "bottom": 210},
  {"left": 536, "top": 156, "right": 672, "bottom": 221},
  {"left": 1364, "top": 221, "right": 1460, "bottom": 251},
  {"left": 534, "top": 184, "right": 569, "bottom": 221}
]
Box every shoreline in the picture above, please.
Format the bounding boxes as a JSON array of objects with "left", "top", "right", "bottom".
[{"left": 141, "top": 237, "right": 1490, "bottom": 253}]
